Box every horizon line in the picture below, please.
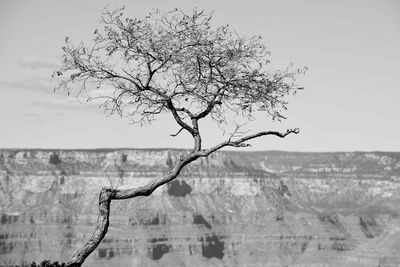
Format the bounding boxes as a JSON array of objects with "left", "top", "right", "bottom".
[{"left": 0, "top": 147, "right": 399, "bottom": 154}]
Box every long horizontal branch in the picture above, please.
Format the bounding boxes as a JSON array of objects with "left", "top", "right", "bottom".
[{"left": 198, "top": 128, "right": 300, "bottom": 157}]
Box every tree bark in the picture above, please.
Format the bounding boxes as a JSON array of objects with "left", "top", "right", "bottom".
[{"left": 66, "top": 188, "right": 112, "bottom": 267}]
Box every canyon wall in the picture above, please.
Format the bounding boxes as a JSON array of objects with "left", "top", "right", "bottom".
[{"left": 1, "top": 149, "right": 400, "bottom": 266}]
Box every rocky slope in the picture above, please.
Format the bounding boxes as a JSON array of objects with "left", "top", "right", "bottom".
[{"left": 1, "top": 149, "right": 400, "bottom": 267}]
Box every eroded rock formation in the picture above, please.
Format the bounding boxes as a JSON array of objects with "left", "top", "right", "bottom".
[{"left": 1, "top": 149, "right": 400, "bottom": 266}]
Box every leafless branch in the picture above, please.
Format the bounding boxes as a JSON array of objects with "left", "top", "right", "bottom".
[
  {"left": 170, "top": 127, "right": 184, "bottom": 137},
  {"left": 199, "top": 128, "right": 300, "bottom": 157}
]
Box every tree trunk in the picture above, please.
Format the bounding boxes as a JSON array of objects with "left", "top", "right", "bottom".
[
  {"left": 64, "top": 153, "right": 200, "bottom": 266},
  {"left": 66, "top": 188, "right": 112, "bottom": 267}
]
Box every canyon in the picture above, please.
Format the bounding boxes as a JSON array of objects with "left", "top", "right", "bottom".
[{"left": 1, "top": 149, "right": 400, "bottom": 266}]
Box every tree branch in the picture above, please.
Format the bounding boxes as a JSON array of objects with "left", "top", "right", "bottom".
[
  {"left": 194, "top": 86, "right": 224, "bottom": 119},
  {"left": 170, "top": 127, "right": 184, "bottom": 137},
  {"left": 175, "top": 107, "right": 195, "bottom": 117},
  {"left": 166, "top": 99, "right": 194, "bottom": 135},
  {"left": 197, "top": 128, "right": 300, "bottom": 157}
]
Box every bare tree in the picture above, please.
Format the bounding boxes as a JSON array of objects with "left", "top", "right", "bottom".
[{"left": 54, "top": 7, "right": 305, "bottom": 267}]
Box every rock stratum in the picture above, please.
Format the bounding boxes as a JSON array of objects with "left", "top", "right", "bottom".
[{"left": 1, "top": 149, "right": 400, "bottom": 267}]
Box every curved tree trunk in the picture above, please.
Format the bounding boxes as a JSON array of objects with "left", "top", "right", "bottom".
[
  {"left": 64, "top": 129, "right": 298, "bottom": 267},
  {"left": 66, "top": 189, "right": 112, "bottom": 267},
  {"left": 65, "top": 152, "right": 200, "bottom": 267}
]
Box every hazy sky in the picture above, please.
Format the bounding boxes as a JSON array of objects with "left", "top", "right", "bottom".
[{"left": 0, "top": 0, "right": 399, "bottom": 151}]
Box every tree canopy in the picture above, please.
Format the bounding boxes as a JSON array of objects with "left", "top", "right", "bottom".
[{"left": 56, "top": 8, "right": 304, "bottom": 145}]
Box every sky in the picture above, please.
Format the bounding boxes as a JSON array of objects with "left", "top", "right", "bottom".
[{"left": 0, "top": 0, "right": 399, "bottom": 152}]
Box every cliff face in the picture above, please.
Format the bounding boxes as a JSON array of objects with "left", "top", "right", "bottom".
[{"left": 1, "top": 149, "right": 400, "bottom": 267}]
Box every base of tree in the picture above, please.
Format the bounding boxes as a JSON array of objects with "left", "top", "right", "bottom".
[{"left": 17, "top": 260, "right": 66, "bottom": 267}]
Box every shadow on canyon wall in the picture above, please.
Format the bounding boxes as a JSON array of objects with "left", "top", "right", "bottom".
[{"left": 1, "top": 149, "right": 400, "bottom": 266}]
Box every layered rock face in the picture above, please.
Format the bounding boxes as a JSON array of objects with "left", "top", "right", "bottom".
[{"left": 1, "top": 149, "right": 400, "bottom": 267}]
